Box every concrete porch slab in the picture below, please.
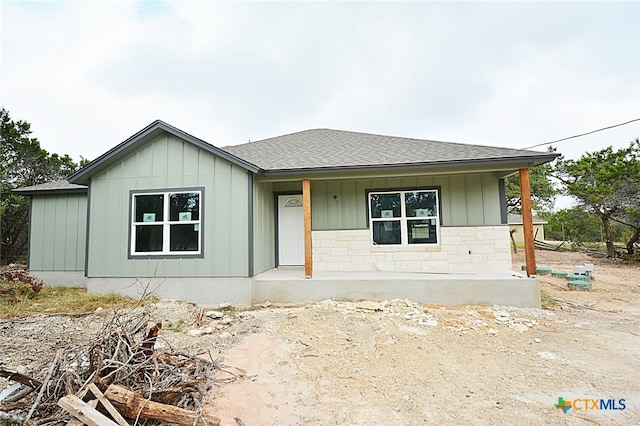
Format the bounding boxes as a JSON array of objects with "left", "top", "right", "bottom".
[{"left": 253, "top": 267, "right": 540, "bottom": 308}]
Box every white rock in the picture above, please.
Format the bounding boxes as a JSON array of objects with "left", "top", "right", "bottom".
[
  {"left": 419, "top": 319, "right": 438, "bottom": 327},
  {"left": 488, "top": 328, "right": 498, "bottom": 335},
  {"left": 219, "top": 331, "right": 233, "bottom": 340},
  {"left": 205, "top": 310, "right": 224, "bottom": 319},
  {"left": 356, "top": 300, "right": 382, "bottom": 311},
  {"left": 511, "top": 324, "right": 529, "bottom": 333},
  {"left": 534, "top": 338, "right": 542, "bottom": 343},
  {"left": 538, "top": 351, "right": 557, "bottom": 360},
  {"left": 187, "top": 329, "right": 204, "bottom": 337}
]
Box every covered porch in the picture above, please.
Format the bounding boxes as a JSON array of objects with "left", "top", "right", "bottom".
[{"left": 253, "top": 267, "right": 540, "bottom": 308}]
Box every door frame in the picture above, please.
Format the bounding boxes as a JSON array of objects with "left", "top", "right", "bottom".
[{"left": 274, "top": 191, "right": 304, "bottom": 266}]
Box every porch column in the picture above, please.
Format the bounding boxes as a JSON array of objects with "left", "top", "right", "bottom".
[
  {"left": 302, "top": 179, "right": 313, "bottom": 278},
  {"left": 519, "top": 168, "right": 537, "bottom": 277}
]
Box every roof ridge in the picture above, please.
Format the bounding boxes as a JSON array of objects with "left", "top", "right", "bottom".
[{"left": 226, "top": 127, "right": 542, "bottom": 154}]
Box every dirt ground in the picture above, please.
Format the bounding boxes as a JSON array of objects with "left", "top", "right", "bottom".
[{"left": 1, "top": 250, "right": 639, "bottom": 425}]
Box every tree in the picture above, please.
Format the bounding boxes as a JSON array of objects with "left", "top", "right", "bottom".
[
  {"left": 1, "top": 108, "right": 82, "bottom": 264},
  {"left": 540, "top": 208, "right": 602, "bottom": 244},
  {"left": 505, "top": 146, "right": 558, "bottom": 214},
  {"left": 611, "top": 205, "right": 640, "bottom": 255},
  {"left": 554, "top": 139, "right": 640, "bottom": 257}
]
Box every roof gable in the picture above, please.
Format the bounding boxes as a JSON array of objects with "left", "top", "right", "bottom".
[
  {"left": 223, "top": 128, "right": 559, "bottom": 174},
  {"left": 68, "top": 120, "right": 259, "bottom": 185}
]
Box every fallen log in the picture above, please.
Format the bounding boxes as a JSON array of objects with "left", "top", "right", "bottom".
[
  {"left": 0, "top": 369, "right": 42, "bottom": 389},
  {"left": 104, "top": 384, "right": 220, "bottom": 426}
]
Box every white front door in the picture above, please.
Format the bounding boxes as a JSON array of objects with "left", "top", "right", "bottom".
[{"left": 278, "top": 194, "right": 304, "bottom": 266}]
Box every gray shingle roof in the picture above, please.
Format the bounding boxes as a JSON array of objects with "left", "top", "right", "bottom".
[
  {"left": 13, "top": 180, "right": 87, "bottom": 194},
  {"left": 223, "top": 128, "right": 557, "bottom": 172}
]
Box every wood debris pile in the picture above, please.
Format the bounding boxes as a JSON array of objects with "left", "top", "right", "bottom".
[
  {"left": 0, "top": 265, "right": 43, "bottom": 302},
  {"left": 0, "top": 306, "right": 223, "bottom": 425}
]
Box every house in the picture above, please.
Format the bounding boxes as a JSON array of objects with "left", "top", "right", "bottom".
[
  {"left": 15, "top": 121, "right": 559, "bottom": 307},
  {"left": 508, "top": 214, "right": 548, "bottom": 245}
]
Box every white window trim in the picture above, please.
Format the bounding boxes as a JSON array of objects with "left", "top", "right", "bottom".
[
  {"left": 368, "top": 189, "right": 440, "bottom": 246},
  {"left": 130, "top": 190, "right": 202, "bottom": 256}
]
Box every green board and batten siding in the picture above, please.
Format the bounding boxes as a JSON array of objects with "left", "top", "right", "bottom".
[
  {"left": 252, "top": 181, "right": 275, "bottom": 274},
  {"left": 28, "top": 193, "right": 87, "bottom": 272},
  {"left": 265, "top": 173, "right": 501, "bottom": 231},
  {"left": 86, "top": 134, "right": 249, "bottom": 278}
]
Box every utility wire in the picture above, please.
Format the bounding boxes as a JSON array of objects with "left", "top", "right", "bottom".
[{"left": 523, "top": 117, "right": 640, "bottom": 149}]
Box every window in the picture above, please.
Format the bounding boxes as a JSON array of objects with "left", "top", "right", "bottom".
[
  {"left": 130, "top": 190, "right": 202, "bottom": 256},
  {"left": 369, "top": 189, "right": 439, "bottom": 245},
  {"left": 283, "top": 197, "right": 303, "bottom": 208}
]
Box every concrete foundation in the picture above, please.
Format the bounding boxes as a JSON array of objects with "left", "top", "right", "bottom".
[
  {"left": 87, "top": 277, "right": 253, "bottom": 306},
  {"left": 31, "top": 271, "right": 86, "bottom": 287},
  {"left": 55, "top": 269, "right": 539, "bottom": 308},
  {"left": 253, "top": 268, "right": 541, "bottom": 308}
]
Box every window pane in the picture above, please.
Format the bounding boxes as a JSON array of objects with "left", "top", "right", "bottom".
[
  {"left": 135, "top": 195, "right": 164, "bottom": 222},
  {"left": 170, "top": 224, "right": 199, "bottom": 251},
  {"left": 372, "top": 221, "right": 401, "bottom": 245},
  {"left": 370, "top": 193, "right": 401, "bottom": 218},
  {"left": 405, "top": 191, "right": 437, "bottom": 217},
  {"left": 170, "top": 192, "right": 200, "bottom": 221},
  {"left": 407, "top": 220, "right": 437, "bottom": 244},
  {"left": 135, "top": 225, "right": 163, "bottom": 252}
]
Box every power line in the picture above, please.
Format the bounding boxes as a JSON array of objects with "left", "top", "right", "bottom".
[{"left": 523, "top": 117, "right": 640, "bottom": 149}]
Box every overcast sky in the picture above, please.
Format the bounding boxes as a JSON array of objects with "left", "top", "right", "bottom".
[{"left": 1, "top": 0, "right": 639, "bottom": 165}]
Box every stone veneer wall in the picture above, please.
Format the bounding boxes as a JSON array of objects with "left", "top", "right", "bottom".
[{"left": 313, "top": 226, "right": 512, "bottom": 273}]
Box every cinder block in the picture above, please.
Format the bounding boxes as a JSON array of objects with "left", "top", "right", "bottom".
[
  {"left": 349, "top": 240, "right": 371, "bottom": 250},
  {"left": 392, "top": 252, "right": 419, "bottom": 261},
  {"left": 421, "top": 261, "right": 449, "bottom": 272},
  {"left": 374, "top": 261, "right": 395, "bottom": 271},
  {"left": 330, "top": 247, "right": 349, "bottom": 257},
  {"left": 443, "top": 236, "right": 462, "bottom": 245},
  {"left": 458, "top": 227, "right": 479, "bottom": 237},
  {"left": 320, "top": 238, "right": 337, "bottom": 248},
  {"left": 398, "top": 261, "right": 422, "bottom": 271}
]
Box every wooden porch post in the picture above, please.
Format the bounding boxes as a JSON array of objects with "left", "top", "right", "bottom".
[
  {"left": 519, "top": 168, "right": 537, "bottom": 277},
  {"left": 302, "top": 179, "right": 313, "bottom": 278}
]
